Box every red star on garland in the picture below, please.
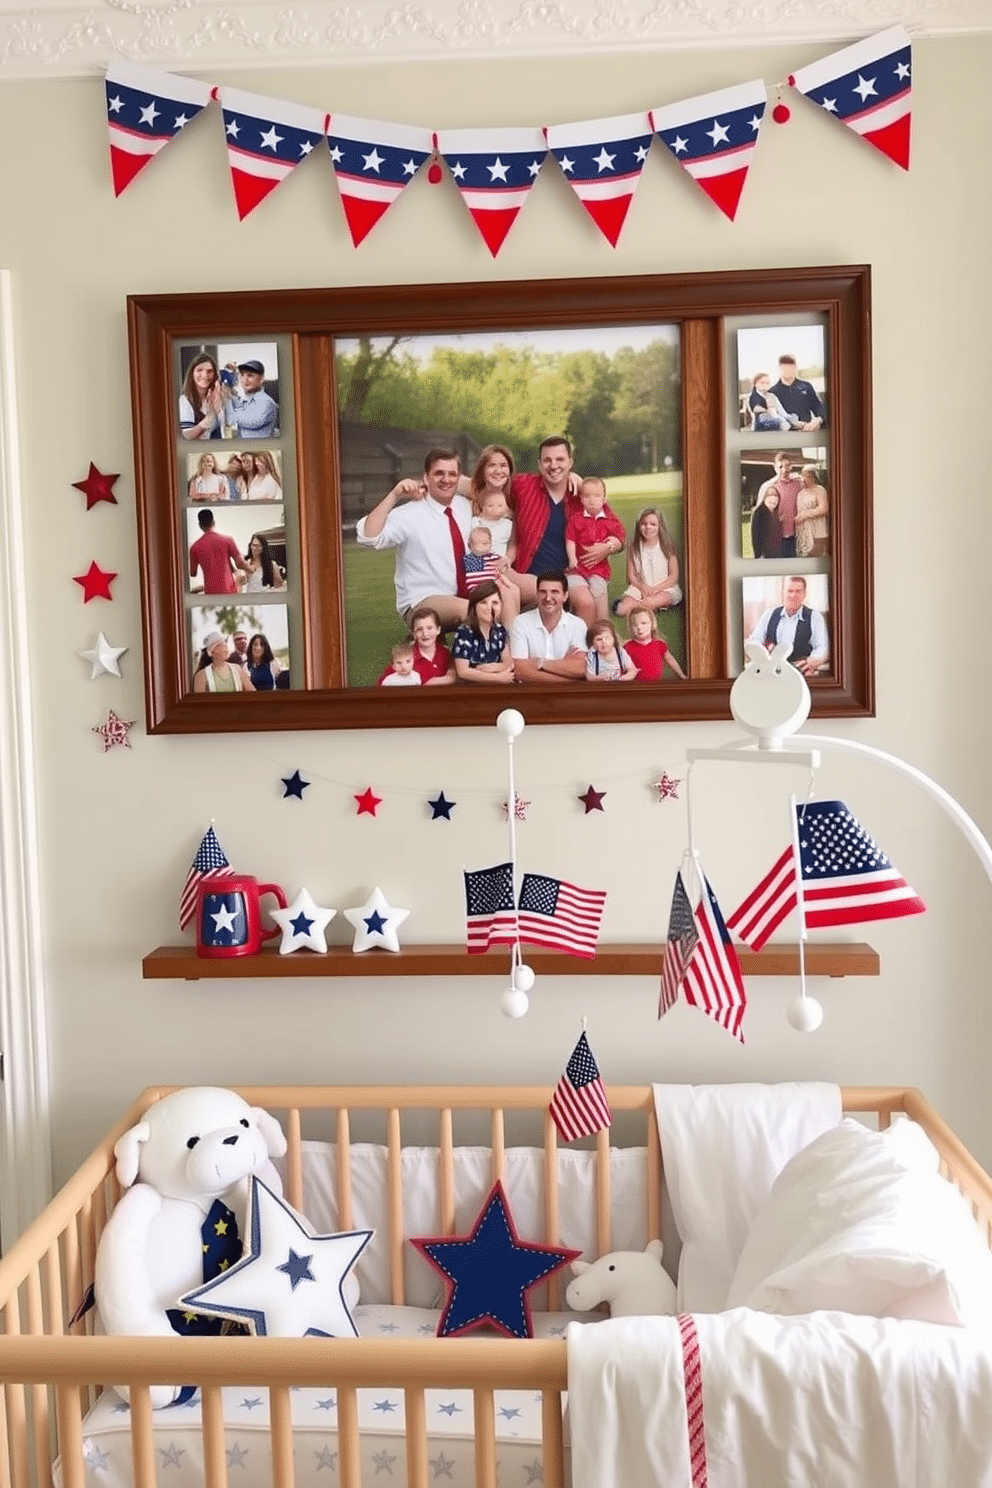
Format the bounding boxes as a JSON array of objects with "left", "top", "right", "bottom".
[
  {"left": 72, "top": 463, "right": 120, "bottom": 510},
  {"left": 355, "top": 787, "right": 382, "bottom": 817},
  {"left": 578, "top": 785, "right": 606, "bottom": 814},
  {"left": 73, "top": 561, "right": 117, "bottom": 603},
  {"left": 92, "top": 709, "right": 135, "bottom": 752},
  {"left": 653, "top": 772, "right": 682, "bottom": 801}
]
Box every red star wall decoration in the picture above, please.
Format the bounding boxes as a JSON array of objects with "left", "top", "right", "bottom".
[
  {"left": 93, "top": 709, "right": 135, "bottom": 751},
  {"left": 578, "top": 785, "right": 606, "bottom": 813},
  {"left": 355, "top": 788, "right": 382, "bottom": 817},
  {"left": 72, "top": 463, "right": 120, "bottom": 510},
  {"left": 73, "top": 561, "right": 117, "bottom": 602}
]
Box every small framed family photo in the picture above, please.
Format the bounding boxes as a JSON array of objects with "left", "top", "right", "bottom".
[
  {"left": 736, "top": 325, "right": 827, "bottom": 435},
  {"left": 185, "top": 505, "right": 287, "bottom": 597},
  {"left": 740, "top": 446, "right": 829, "bottom": 560},
  {"left": 189, "top": 603, "right": 292, "bottom": 693},
  {"left": 185, "top": 448, "right": 284, "bottom": 504},
  {"left": 742, "top": 573, "right": 831, "bottom": 677},
  {"left": 177, "top": 342, "right": 281, "bottom": 443}
]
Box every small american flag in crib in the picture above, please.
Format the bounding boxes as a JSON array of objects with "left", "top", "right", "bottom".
[{"left": 549, "top": 1031, "right": 611, "bottom": 1142}]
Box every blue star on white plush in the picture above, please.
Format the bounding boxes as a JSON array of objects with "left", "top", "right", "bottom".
[
  {"left": 343, "top": 886, "right": 410, "bottom": 953},
  {"left": 179, "top": 1178, "right": 372, "bottom": 1337},
  {"left": 270, "top": 888, "right": 336, "bottom": 954}
]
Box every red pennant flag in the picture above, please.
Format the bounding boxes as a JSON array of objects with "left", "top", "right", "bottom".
[
  {"left": 544, "top": 112, "right": 653, "bottom": 247},
  {"left": 327, "top": 115, "right": 432, "bottom": 246},
  {"left": 790, "top": 26, "right": 911, "bottom": 170},
  {"left": 436, "top": 126, "right": 547, "bottom": 256},
  {"left": 652, "top": 79, "right": 767, "bottom": 221},
  {"left": 218, "top": 88, "right": 327, "bottom": 220},
  {"left": 105, "top": 63, "right": 212, "bottom": 197}
]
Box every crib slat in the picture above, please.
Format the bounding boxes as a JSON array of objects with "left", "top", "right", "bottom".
[
  {"left": 387, "top": 1109, "right": 405, "bottom": 1304},
  {"left": 490, "top": 1110, "right": 506, "bottom": 1187},
  {"left": 25, "top": 1267, "right": 49, "bottom": 1488},
  {"left": 63, "top": 1221, "right": 81, "bottom": 1337},
  {"left": 541, "top": 1390, "right": 566, "bottom": 1488},
  {"left": 595, "top": 1127, "right": 611, "bottom": 1256},
  {"left": 3, "top": 1300, "right": 28, "bottom": 1488},
  {"left": 337, "top": 1386, "right": 361, "bottom": 1488},
  {"left": 201, "top": 1383, "right": 228, "bottom": 1488},
  {"left": 286, "top": 1108, "right": 303, "bottom": 1212},
  {"left": 129, "top": 1387, "right": 157, "bottom": 1488},
  {"left": 270, "top": 1384, "right": 294, "bottom": 1488},
  {"left": 53, "top": 1386, "right": 84, "bottom": 1488},
  {"left": 473, "top": 1389, "right": 497, "bottom": 1488},
  {"left": 337, "top": 1108, "right": 353, "bottom": 1230},
  {"left": 543, "top": 1114, "right": 562, "bottom": 1309},
  {"left": 0, "top": 1376, "right": 11, "bottom": 1488},
  {"left": 439, "top": 1110, "right": 455, "bottom": 1234},
  {"left": 404, "top": 1387, "right": 428, "bottom": 1488}
]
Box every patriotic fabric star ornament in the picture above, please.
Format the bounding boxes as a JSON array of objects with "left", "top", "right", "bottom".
[
  {"left": 411, "top": 1182, "right": 579, "bottom": 1338},
  {"left": 92, "top": 709, "right": 135, "bottom": 752},
  {"left": 218, "top": 87, "right": 327, "bottom": 220},
  {"left": 355, "top": 787, "right": 382, "bottom": 817},
  {"left": 428, "top": 792, "right": 456, "bottom": 820},
  {"left": 654, "top": 772, "right": 682, "bottom": 801},
  {"left": 578, "top": 785, "right": 606, "bottom": 814},
  {"left": 179, "top": 1178, "right": 372, "bottom": 1338},
  {"left": 104, "top": 62, "right": 213, "bottom": 197},
  {"left": 270, "top": 888, "right": 336, "bottom": 955},
  {"left": 78, "top": 632, "right": 127, "bottom": 680},
  {"left": 281, "top": 769, "right": 310, "bottom": 801},
  {"left": 343, "top": 886, "right": 410, "bottom": 953},
  {"left": 73, "top": 562, "right": 117, "bottom": 603},
  {"left": 545, "top": 111, "right": 653, "bottom": 246},
  {"left": 436, "top": 125, "right": 547, "bottom": 256},
  {"left": 501, "top": 793, "right": 530, "bottom": 822},
  {"left": 652, "top": 78, "right": 767, "bottom": 221},
  {"left": 790, "top": 25, "right": 912, "bottom": 170},
  {"left": 326, "top": 114, "right": 432, "bottom": 246},
  {"left": 72, "top": 463, "right": 119, "bottom": 510}
]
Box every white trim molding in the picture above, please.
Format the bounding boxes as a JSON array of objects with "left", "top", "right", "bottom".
[
  {"left": 0, "top": 0, "right": 990, "bottom": 76},
  {"left": 0, "top": 270, "right": 52, "bottom": 1251}
]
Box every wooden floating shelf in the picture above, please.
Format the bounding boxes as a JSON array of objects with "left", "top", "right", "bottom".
[{"left": 143, "top": 942, "right": 880, "bottom": 981}]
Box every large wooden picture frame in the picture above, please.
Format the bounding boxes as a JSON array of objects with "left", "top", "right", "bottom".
[{"left": 128, "top": 264, "right": 873, "bottom": 733}]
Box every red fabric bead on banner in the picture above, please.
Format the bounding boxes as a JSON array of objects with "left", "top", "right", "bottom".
[{"left": 773, "top": 102, "right": 791, "bottom": 124}]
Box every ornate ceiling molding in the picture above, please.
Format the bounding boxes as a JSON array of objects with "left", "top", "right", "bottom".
[{"left": 0, "top": 0, "right": 989, "bottom": 76}]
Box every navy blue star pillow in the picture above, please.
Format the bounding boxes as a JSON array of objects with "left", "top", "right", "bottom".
[{"left": 411, "top": 1181, "right": 580, "bottom": 1338}]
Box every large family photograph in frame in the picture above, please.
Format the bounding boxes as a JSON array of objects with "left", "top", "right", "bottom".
[{"left": 127, "top": 266, "right": 874, "bottom": 734}]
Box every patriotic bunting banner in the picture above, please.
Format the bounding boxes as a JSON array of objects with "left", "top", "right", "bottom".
[
  {"left": 437, "top": 126, "right": 548, "bottom": 256},
  {"left": 545, "top": 111, "right": 654, "bottom": 247},
  {"left": 790, "top": 24, "right": 912, "bottom": 170},
  {"left": 651, "top": 78, "right": 767, "bottom": 221},
  {"left": 327, "top": 114, "right": 432, "bottom": 247},
  {"left": 105, "top": 63, "right": 213, "bottom": 197},
  {"left": 219, "top": 87, "right": 327, "bottom": 220}
]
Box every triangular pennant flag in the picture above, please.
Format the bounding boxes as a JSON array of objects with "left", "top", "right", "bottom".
[
  {"left": 105, "top": 63, "right": 213, "bottom": 197},
  {"left": 326, "top": 115, "right": 432, "bottom": 247},
  {"left": 436, "top": 126, "right": 547, "bottom": 256},
  {"left": 218, "top": 88, "right": 327, "bottom": 220},
  {"left": 790, "top": 25, "right": 911, "bottom": 170},
  {"left": 652, "top": 79, "right": 767, "bottom": 221},
  {"left": 544, "top": 112, "right": 653, "bottom": 247}
]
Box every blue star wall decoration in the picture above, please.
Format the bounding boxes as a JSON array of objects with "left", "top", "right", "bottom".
[
  {"left": 411, "top": 1182, "right": 579, "bottom": 1338},
  {"left": 428, "top": 792, "right": 456, "bottom": 820},
  {"left": 281, "top": 770, "right": 310, "bottom": 800}
]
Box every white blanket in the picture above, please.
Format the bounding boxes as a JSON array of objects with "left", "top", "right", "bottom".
[
  {"left": 653, "top": 1081, "right": 841, "bottom": 1310},
  {"left": 567, "top": 1310, "right": 992, "bottom": 1488}
]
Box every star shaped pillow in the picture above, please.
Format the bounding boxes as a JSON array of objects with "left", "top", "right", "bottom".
[
  {"left": 179, "top": 1178, "right": 372, "bottom": 1338},
  {"left": 411, "top": 1182, "right": 579, "bottom": 1338}
]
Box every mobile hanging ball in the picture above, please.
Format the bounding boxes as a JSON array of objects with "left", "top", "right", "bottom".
[
  {"left": 512, "top": 964, "right": 536, "bottom": 993},
  {"left": 501, "top": 988, "right": 530, "bottom": 1019},
  {"left": 787, "top": 995, "right": 824, "bottom": 1033},
  {"left": 496, "top": 709, "right": 526, "bottom": 739}
]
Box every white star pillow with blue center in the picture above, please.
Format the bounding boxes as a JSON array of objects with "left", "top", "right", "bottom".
[
  {"left": 411, "top": 1182, "right": 579, "bottom": 1338},
  {"left": 179, "top": 1178, "right": 372, "bottom": 1337},
  {"left": 270, "top": 888, "right": 336, "bottom": 954},
  {"left": 343, "top": 886, "right": 410, "bottom": 953}
]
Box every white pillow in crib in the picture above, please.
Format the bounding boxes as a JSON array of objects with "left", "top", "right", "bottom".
[{"left": 727, "top": 1118, "right": 992, "bottom": 1326}]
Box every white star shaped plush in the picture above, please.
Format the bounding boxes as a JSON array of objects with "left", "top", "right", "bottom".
[
  {"left": 343, "top": 886, "right": 410, "bottom": 953},
  {"left": 179, "top": 1178, "right": 372, "bottom": 1338},
  {"left": 270, "top": 888, "right": 336, "bottom": 955},
  {"left": 79, "top": 632, "right": 128, "bottom": 679}
]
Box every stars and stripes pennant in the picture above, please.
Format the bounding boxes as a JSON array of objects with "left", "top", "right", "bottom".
[
  {"left": 327, "top": 114, "right": 432, "bottom": 247},
  {"left": 651, "top": 78, "right": 767, "bottom": 221},
  {"left": 727, "top": 799, "right": 925, "bottom": 951},
  {"left": 545, "top": 112, "right": 654, "bottom": 247},
  {"left": 683, "top": 876, "right": 747, "bottom": 1044},
  {"left": 105, "top": 63, "right": 213, "bottom": 197},
  {"left": 218, "top": 87, "right": 328, "bottom": 220},
  {"left": 549, "top": 1031, "right": 611, "bottom": 1143},
  {"left": 660, "top": 869, "right": 698, "bottom": 1018},
  {"left": 179, "top": 825, "right": 235, "bottom": 932},
  {"left": 436, "top": 126, "right": 548, "bottom": 256},
  {"left": 464, "top": 861, "right": 518, "bottom": 953},
  {"left": 517, "top": 872, "right": 606, "bottom": 960},
  {"left": 790, "top": 25, "right": 912, "bottom": 171}
]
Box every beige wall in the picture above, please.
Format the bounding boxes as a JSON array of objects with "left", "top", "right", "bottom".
[{"left": 7, "top": 37, "right": 989, "bottom": 1187}]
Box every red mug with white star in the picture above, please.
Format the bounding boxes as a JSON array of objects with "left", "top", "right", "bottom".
[{"left": 196, "top": 873, "right": 287, "bottom": 958}]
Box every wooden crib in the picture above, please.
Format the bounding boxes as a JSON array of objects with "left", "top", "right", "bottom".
[{"left": 1, "top": 1083, "right": 990, "bottom": 1488}]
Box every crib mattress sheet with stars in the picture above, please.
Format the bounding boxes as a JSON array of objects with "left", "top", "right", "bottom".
[{"left": 57, "top": 1305, "right": 569, "bottom": 1488}]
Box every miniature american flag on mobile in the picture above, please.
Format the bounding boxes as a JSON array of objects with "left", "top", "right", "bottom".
[
  {"left": 549, "top": 1031, "right": 611, "bottom": 1143},
  {"left": 517, "top": 873, "right": 606, "bottom": 959},
  {"left": 437, "top": 126, "right": 548, "bottom": 256},
  {"left": 179, "top": 825, "right": 235, "bottom": 932},
  {"left": 545, "top": 111, "right": 654, "bottom": 247},
  {"left": 105, "top": 63, "right": 213, "bottom": 197},
  {"left": 790, "top": 26, "right": 912, "bottom": 170},
  {"left": 651, "top": 78, "right": 767, "bottom": 221},
  {"left": 683, "top": 876, "right": 747, "bottom": 1044},
  {"left": 464, "top": 862, "right": 518, "bottom": 953},
  {"left": 659, "top": 869, "right": 699, "bottom": 1018},
  {"left": 727, "top": 799, "right": 925, "bottom": 951},
  {"left": 327, "top": 114, "right": 432, "bottom": 246},
  {"left": 218, "top": 87, "right": 327, "bottom": 220}
]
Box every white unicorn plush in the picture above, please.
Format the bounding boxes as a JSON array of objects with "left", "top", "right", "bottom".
[{"left": 566, "top": 1241, "right": 677, "bottom": 1319}]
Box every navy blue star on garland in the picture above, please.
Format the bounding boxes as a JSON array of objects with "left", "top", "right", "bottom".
[
  {"left": 281, "top": 770, "right": 310, "bottom": 800},
  {"left": 411, "top": 1182, "right": 579, "bottom": 1338},
  {"left": 429, "top": 792, "right": 456, "bottom": 820}
]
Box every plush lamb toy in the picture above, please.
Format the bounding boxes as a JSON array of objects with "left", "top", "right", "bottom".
[
  {"left": 94, "top": 1086, "right": 291, "bottom": 1405},
  {"left": 566, "top": 1240, "right": 677, "bottom": 1319}
]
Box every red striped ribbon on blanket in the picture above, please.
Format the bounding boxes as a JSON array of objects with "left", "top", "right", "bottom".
[{"left": 678, "top": 1313, "right": 709, "bottom": 1488}]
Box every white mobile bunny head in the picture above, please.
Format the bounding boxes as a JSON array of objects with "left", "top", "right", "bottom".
[{"left": 730, "top": 642, "right": 811, "bottom": 747}]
